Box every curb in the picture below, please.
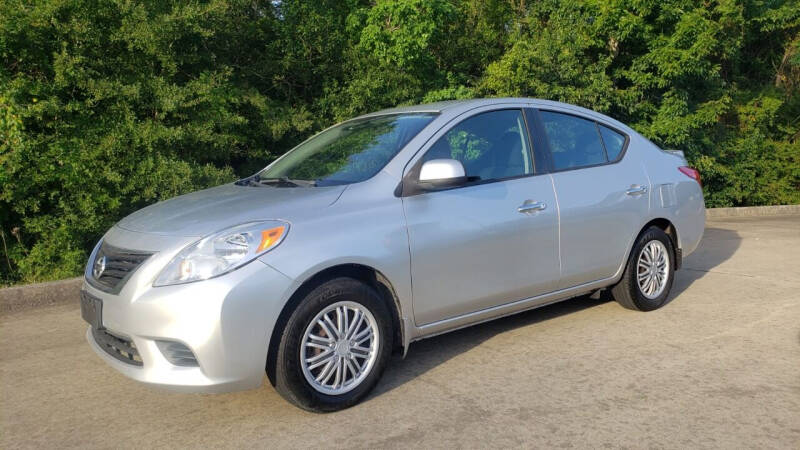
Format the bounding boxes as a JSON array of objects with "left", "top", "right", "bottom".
[
  {"left": 1, "top": 205, "right": 798, "bottom": 315},
  {"left": 706, "top": 204, "right": 800, "bottom": 219},
  {"left": 0, "top": 277, "right": 83, "bottom": 316}
]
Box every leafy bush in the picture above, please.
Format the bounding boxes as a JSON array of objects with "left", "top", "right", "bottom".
[{"left": 1, "top": 0, "right": 799, "bottom": 285}]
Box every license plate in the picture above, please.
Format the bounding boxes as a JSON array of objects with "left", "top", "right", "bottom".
[{"left": 80, "top": 291, "right": 103, "bottom": 329}]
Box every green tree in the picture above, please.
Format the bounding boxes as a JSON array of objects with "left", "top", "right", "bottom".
[{"left": 1, "top": 0, "right": 799, "bottom": 285}]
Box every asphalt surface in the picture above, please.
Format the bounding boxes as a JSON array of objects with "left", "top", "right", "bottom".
[{"left": 2, "top": 215, "right": 799, "bottom": 448}]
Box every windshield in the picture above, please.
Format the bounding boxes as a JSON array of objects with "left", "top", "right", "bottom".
[{"left": 256, "top": 113, "right": 437, "bottom": 186}]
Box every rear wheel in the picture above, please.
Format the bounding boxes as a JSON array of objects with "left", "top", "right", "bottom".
[
  {"left": 612, "top": 226, "right": 675, "bottom": 311},
  {"left": 273, "top": 278, "right": 392, "bottom": 412}
]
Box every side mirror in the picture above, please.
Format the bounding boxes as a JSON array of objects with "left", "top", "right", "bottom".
[{"left": 417, "top": 159, "right": 468, "bottom": 190}]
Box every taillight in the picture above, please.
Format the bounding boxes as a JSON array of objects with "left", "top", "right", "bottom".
[{"left": 678, "top": 166, "right": 702, "bottom": 187}]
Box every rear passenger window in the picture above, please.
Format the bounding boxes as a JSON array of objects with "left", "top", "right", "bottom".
[
  {"left": 598, "top": 125, "right": 626, "bottom": 161},
  {"left": 539, "top": 111, "right": 606, "bottom": 171}
]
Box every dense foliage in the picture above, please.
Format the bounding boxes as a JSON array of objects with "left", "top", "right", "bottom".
[{"left": 1, "top": 0, "right": 799, "bottom": 285}]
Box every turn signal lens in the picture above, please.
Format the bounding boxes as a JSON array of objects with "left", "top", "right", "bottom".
[{"left": 257, "top": 226, "right": 287, "bottom": 252}]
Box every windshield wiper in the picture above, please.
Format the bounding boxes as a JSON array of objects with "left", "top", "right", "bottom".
[
  {"left": 258, "top": 176, "right": 316, "bottom": 187},
  {"left": 234, "top": 175, "right": 262, "bottom": 186},
  {"left": 236, "top": 175, "right": 316, "bottom": 187}
]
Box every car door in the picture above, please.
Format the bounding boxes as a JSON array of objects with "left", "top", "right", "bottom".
[
  {"left": 531, "top": 108, "right": 650, "bottom": 289},
  {"left": 402, "top": 108, "right": 560, "bottom": 326}
]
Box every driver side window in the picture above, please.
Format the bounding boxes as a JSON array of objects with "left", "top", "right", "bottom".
[{"left": 420, "top": 109, "right": 533, "bottom": 182}]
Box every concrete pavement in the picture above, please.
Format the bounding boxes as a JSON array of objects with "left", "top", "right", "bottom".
[{"left": 1, "top": 215, "right": 799, "bottom": 448}]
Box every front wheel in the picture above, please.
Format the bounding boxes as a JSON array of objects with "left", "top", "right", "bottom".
[
  {"left": 612, "top": 226, "right": 675, "bottom": 311},
  {"left": 273, "top": 278, "right": 392, "bottom": 412}
]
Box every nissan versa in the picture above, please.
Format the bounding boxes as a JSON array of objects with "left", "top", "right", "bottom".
[{"left": 81, "top": 98, "right": 705, "bottom": 412}]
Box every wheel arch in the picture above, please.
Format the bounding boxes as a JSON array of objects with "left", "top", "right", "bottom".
[
  {"left": 265, "top": 263, "right": 404, "bottom": 386},
  {"left": 638, "top": 217, "right": 681, "bottom": 269}
]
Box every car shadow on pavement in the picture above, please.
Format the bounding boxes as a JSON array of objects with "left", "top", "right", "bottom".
[
  {"left": 373, "top": 294, "right": 611, "bottom": 399},
  {"left": 668, "top": 226, "right": 742, "bottom": 300},
  {"left": 371, "top": 225, "right": 742, "bottom": 400}
]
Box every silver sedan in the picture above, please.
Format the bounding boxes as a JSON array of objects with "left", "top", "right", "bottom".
[{"left": 81, "top": 98, "right": 705, "bottom": 411}]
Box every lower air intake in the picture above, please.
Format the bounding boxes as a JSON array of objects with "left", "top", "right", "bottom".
[{"left": 92, "top": 328, "right": 143, "bottom": 366}]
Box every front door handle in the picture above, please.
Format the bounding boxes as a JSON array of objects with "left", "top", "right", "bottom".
[
  {"left": 626, "top": 185, "right": 648, "bottom": 196},
  {"left": 518, "top": 201, "right": 547, "bottom": 213}
]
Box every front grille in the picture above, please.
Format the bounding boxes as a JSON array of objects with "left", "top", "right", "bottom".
[
  {"left": 92, "top": 327, "right": 143, "bottom": 366},
  {"left": 88, "top": 242, "right": 152, "bottom": 294}
]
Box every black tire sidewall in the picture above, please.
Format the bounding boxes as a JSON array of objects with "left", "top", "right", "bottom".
[
  {"left": 275, "top": 277, "right": 392, "bottom": 412},
  {"left": 627, "top": 227, "right": 675, "bottom": 311}
]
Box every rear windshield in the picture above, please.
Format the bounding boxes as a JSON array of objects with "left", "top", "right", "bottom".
[{"left": 258, "top": 113, "right": 437, "bottom": 186}]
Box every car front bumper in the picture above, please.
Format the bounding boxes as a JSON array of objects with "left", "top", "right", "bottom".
[{"left": 83, "top": 230, "right": 294, "bottom": 393}]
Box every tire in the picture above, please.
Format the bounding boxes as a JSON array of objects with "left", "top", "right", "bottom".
[
  {"left": 612, "top": 226, "right": 675, "bottom": 311},
  {"left": 273, "top": 277, "right": 393, "bottom": 412}
]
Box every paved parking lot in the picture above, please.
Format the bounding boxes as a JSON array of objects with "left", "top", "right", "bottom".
[{"left": 1, "top": 215, "right": 799, "bottom": 448}]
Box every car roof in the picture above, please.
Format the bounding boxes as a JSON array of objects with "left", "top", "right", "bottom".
[
  {"left": 364, "top": 99, "right": 484, "bottom": 115},
  {"left": 368, "top": 97, "right": 606, "bottom": 113},
  {"left": 359, "top": 97, "right": 634, "bottom": 135},
  {"left": 362, "top": 98, "right": 610, "bottom": 120}
]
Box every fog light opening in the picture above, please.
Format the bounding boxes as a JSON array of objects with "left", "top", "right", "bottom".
[{"left": 155, "top": 340, "right": 199, "bottom": 367}]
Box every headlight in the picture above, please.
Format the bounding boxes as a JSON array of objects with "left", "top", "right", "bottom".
[{"left": 154, "top": 221, "right": 289, "bottom": 286}]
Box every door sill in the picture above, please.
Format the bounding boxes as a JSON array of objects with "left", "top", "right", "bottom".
[{"left": 411, "top": 276, "right": 616, "bottom": 342}]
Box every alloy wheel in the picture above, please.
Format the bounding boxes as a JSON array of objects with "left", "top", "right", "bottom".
[
  {"left": 637, "top": 240, "right": 670, "bottom": 299},
  {"left": 299, "top": 301, "right": 380, "bottom": 395}
]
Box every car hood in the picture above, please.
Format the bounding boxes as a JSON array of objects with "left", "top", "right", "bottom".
[{"left": 116, "top": 183, "right": 347, "bottom": 236}]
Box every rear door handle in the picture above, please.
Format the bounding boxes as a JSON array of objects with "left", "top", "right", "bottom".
[
  {"left": 626, "top": 185, "right": 648, "bottom": 196},
  {"left": 518, "top": 201, "right": 547, "bottom": 213}
]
